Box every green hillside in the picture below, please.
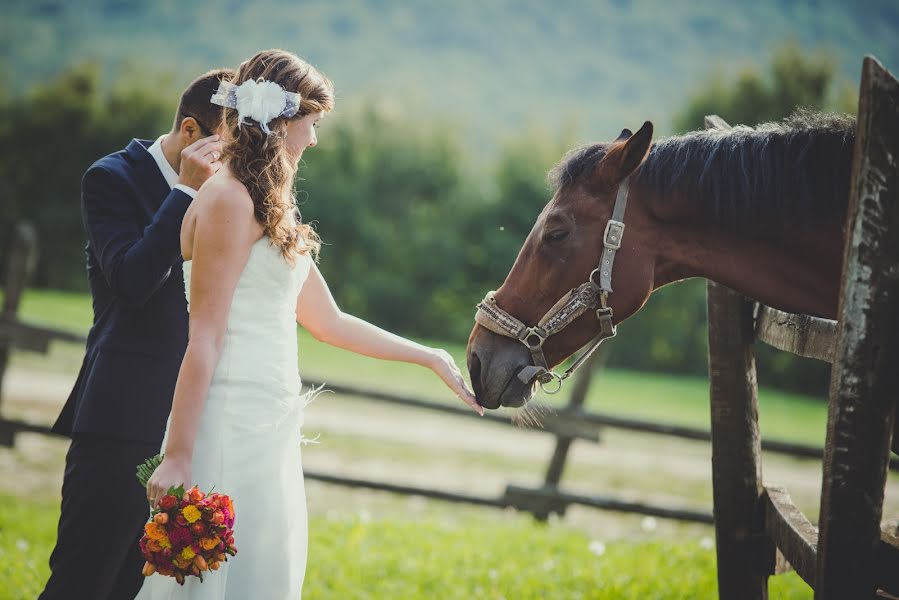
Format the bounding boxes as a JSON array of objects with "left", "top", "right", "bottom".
[{"left": 5, "top": 0, "right": 897, "bottom": 145}]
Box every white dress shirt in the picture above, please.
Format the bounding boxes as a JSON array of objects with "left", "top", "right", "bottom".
[{"left": 147, "top": 135, "right": 198, "bottom": 198}]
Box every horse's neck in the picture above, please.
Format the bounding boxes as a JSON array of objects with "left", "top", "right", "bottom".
[{"left": 652, "top": 207, "right": 845, "bottom": 319}]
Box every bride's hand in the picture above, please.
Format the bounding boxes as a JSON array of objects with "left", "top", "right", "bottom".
[
  {"left": 146, "top": 455, "right": 191, "bottom": 508},
  {"left": 428, "top": 349, "right": 484, "bottom": 416}
]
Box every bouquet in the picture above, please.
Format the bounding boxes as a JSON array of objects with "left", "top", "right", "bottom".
[{"left": 136, "top": 454, "right": 237, "bottom": 585}]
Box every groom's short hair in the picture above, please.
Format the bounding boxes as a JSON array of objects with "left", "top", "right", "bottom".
[{"left": 174, "top": 68, "right": 236, "bottom": 136}]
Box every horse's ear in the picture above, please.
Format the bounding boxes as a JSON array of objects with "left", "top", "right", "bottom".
[
  {"left": 604, "top": 121, "right": 652, "bottom": 182},
  {"left": 616, "top": 128, "right": 633, "bottom": 142},
  {"left": 619, "top": 121, "right": 653, "bottom": 177}
]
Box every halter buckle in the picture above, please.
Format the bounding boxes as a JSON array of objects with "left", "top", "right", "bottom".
[
  {"left": 603, "top": 219, "right": 625, "bottom": 250},
  {"left": 596, "top": 306, "right": 616, "bottom": 338}
]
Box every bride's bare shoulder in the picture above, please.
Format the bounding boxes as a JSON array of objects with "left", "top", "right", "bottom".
[
  {"left": 182, "top": 172, "right": 261, "bottom": 260},
  {"left": 194, "top": 170, "right": 254, "bottom": 219}
]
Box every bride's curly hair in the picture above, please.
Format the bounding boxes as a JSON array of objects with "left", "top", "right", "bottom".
[{"left": 221, "top": 49, "right": 334, "bottom": 262}]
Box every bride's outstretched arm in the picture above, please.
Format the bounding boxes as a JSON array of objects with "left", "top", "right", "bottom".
[
  {"left": 145, "top": 185, "right": 259, "bottom": 507},
  {"left": 295, "top": 264, "right": 483, "bottom": 415}
]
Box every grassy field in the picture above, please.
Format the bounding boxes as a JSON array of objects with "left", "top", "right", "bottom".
[
  {"left": 0, "top": 494, "right": 812, "bottom": 599},
  {"left": 9, "top": 288, "right": 830, "bottom": 445}
]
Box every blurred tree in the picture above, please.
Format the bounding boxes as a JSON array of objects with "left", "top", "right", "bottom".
[
  {"left": 673, "top": 43, "right": 857, "bottom": 132},
  {"left": 0, "top": 64, "right": 171, "bottom": 289}
]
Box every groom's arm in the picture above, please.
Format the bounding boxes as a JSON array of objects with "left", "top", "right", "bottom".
[{"left": 81, "top": 165, "right": 193, "bottom": 309}]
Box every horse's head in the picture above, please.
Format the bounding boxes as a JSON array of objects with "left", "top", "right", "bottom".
[{"left": 467, "top": 121, "right": 656, "bottom": 409}]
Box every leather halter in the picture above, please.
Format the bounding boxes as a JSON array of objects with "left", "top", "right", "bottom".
[{"left": 474, "top": 177, "right": 630, "bottom": 394}]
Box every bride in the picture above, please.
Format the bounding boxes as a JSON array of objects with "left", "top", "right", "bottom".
[{"left": 137, "top": 49, "right": 482, "bottom": 599}]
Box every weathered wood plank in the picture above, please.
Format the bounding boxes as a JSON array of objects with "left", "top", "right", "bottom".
[
  {"left": 534, "top": 348, "right": 609, "bottom": 520},
  {"left": 707, "top": 281, "right": 770, "bottom": 599},
  {"left": 0, "top": 222, "right": 38, "bottom": 415},
  {"left": 307, "top": 381, "right": 601, "bottom": 442},
  {"left": 754, "top": 305, "right": 837, "bottom": 363},
  {"left": 502, "top": 484, "right": 713, "bottom": 524},
  {"left": 0, "top": 320, "right": 86, "bottom": 353},
  {"left": 816, "top": 56, "right": 899, "bottom": 600},
  {"left": 763, "top": 485, "right": 818, "bottom": 586},
  {"left": 878, "top": 523, "right": 899, "bottom": 596}
]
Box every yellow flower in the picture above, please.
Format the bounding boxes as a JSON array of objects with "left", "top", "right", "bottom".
[
  {"left": 181, "top": 505, "right": 202, "bottom": 524},
  {"left": 158, "top": 534, "right": 171, "bottom": 549},
  {"left": 181, "top": 546, "right": 196, "bottom": 561}
]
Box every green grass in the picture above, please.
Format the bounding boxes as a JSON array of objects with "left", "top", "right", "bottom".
[
  {"left": 0, "top": 494, "right": 811, "bottom": 599},
  {"left": 8, "top": 287, "right": 829, "bottom": 446}
]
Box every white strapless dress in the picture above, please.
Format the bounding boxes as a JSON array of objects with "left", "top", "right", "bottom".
[{"left": 136, "top": 236, "right": 313, "bottom": 600}]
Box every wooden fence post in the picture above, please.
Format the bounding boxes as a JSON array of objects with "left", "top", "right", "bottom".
[
  {"left": 707, "top": 281, "right": 770, "bottom": 599},
  {"left": 815, "top": 55, "right": 899, "bottom": 600},
  {"left": 0, "top": 221, "right": 38, "bottom": 414},
  {"left": 533, "top": 347, "right": 607, "bottom": 521}
]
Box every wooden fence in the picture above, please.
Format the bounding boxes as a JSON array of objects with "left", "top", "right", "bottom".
[{"left": 706, "top": 56, "right": 899, "bottom": 599}]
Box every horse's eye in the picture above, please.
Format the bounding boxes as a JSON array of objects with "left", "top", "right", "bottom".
[{"left": 542, "top": 229, "right": 570, "bottom": 243}]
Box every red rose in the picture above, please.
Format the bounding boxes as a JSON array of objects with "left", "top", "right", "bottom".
[
  {"left": 190, "top": 522, "right": 207, "bottom": 536},
  {"left": 159, "top": 495, "right": 178, "bottom": 511},
  {"left": 175, "top": 514, "right": 188, "bottom": 527}
]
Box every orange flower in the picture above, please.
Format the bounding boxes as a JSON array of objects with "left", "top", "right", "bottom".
[
  {"left": 201, "top": 536, "right": 220, "bottom": 551},
  {"left": 193, "top": 555, "right": 208, "bottom": 571},
  {"left": 153, "top": 512, "right": 169, "bottom": 525},
  {"left": 188, "top": 486, "right": 205, "bottom": 503},
  {"left": 144, "top": 522, "right": 167, "bottom": 541}
]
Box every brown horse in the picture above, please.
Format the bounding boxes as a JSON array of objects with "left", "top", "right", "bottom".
[{"left": 466, "top": 111, "right": 855, "bottom": 409}]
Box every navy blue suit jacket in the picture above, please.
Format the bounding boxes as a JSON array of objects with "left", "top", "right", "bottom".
[{"left": 52, "top": 139, "right": 192, "bottom": 444}]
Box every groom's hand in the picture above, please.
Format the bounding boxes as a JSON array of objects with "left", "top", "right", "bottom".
[{"left": 178, "top": 135, "right": 223, "bottom": 191}]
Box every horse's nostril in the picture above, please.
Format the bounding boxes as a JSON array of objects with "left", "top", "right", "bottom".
[{"left": 469, "top": 353, "right": 483, "bottom": 400}]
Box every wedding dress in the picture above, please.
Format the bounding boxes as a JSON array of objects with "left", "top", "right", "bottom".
[{"left": 136, "top": 235, "right": 313, "bottom": 599}]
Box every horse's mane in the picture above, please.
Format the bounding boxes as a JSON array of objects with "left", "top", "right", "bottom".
[{"left": 550, "top": 110, "right": 857, "bottom": 224}]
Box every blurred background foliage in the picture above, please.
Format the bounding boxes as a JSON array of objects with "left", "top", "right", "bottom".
[{"left": 0, "top": 34, "right": 870, "bottom": 397}]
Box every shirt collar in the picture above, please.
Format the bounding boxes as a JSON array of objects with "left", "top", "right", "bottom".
[{"left": 147, "top": 134, "right": 179, "bottom": 190}]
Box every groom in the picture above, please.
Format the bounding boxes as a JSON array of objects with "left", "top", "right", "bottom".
[{"left": 40, "top": 68, "right": 234, "bottom": 600}]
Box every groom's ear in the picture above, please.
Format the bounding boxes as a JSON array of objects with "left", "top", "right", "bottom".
[{"left": 178, "top": 116, "right": 205, "bottom": 144}]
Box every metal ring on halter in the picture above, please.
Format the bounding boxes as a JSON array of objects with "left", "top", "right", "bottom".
[
  {"left": 521, "top": 327, "right": 546, "bottom": 349},
  {"left": 539, "top": 371, "right": 564, "bottom": 395}
]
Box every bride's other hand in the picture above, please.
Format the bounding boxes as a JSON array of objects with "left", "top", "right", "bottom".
[
  {"left": 146, "top": 455, "right": 191, "bottom": 508},
  {"left": 428, "top": 349, "right": 484, "bottom": 416}
]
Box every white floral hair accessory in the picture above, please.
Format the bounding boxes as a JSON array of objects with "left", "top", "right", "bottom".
[{"left": 211, "top": 79, "right": 302, "bottom": 135}]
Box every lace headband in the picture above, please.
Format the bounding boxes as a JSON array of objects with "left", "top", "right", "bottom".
[{"left": 211, "top": 79, "right": 302, "bottom": 135}]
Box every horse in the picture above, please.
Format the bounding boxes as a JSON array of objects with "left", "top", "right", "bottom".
[{"left": 466, "top": 110, "right": 856, "bottom": 411}]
